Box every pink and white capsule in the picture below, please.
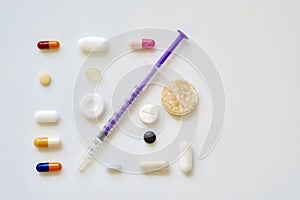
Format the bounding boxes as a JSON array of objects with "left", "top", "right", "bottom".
[{"left": 129, "top": 39, "right": 155, "bottom": 49}]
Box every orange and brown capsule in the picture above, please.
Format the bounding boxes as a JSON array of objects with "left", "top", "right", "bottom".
[{"left": 37, "top": 41, "right": 60, "bottom": 49}]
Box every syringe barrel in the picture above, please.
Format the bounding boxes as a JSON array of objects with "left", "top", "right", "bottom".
[{"left": 100, "top": 66, "right": 158, "bottom": 136}]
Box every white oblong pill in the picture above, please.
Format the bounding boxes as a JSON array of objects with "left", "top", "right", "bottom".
[
  {"left": 34, "top": 111, "right": 59, "bottom": 123},
  {"left": 179, "top": 142, "right": 193, "bottom": 173},
  {"left": 139, "top": 104, "right": 158, "bottom": 124},
  {"left": 80, "top": 93, "right": 105, "bottom": 119},
  {"left": 78, "top": 37, "right": 108, "bottom": 52},
  {"left": 140, "top": 160, "right": 169, "bottom": 172}
]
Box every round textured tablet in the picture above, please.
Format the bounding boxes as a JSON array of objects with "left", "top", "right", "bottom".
[
  {"left": 39, "top": 72, "right": 51, "bottom": 86},
  {"left": 161, "top": 79, "right": 198, "bottom": 116},
  {"left": 144, "top": 131, "right": 156, "bottom": 144},
  {"left": 80, "top": 93, "right": 105, "bottom": 119}
]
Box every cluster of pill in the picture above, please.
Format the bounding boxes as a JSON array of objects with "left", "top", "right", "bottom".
[
  {"left": 34, "top": 36, "right": 198, "bottom": 174},
  {"left": 37, "top": 41, "right": 60, "bottom": 87},
  {"left": 77, "top": 36, "right": 196, "bottom": 174},
  {"left": 78, "top": 36, "right": 159, "bottom": 142},
  {"left": 143, "top": 79, "right": 198, "bottom": 173},
  {"left": 139, "top": 141, "right": 193, "bottom": 173},
  {"left": 35, "top": 41, "right": 62, "bottom": 173}
]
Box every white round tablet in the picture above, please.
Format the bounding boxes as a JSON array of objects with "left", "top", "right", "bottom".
[
  {"left": 80, "top": 93, "right": 105, "bottom": 119},
  {"left": 139, "top": 104, "right": 158, "bottom": 124}
]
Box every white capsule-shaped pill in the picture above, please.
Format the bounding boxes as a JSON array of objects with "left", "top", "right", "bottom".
[
  {"left": 140, "top": 160, "right": 169, "bottom": 172},
  {"left": 139, "top": 104, "right": 158, "bottom": 124},
  {"left": 34, "top": 111, "right": 59, "bottom": 124},
  {"left": 179, "top": 142, "right": 193, "bottom": 173},
  {"left": 78, "top": 37, "right": 108, "bottom": 52},
  {"left": 80, "top": 93, "right": 105, "bottom": 119}
]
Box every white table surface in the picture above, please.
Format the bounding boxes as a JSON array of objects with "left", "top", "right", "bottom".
[{"left": 0, "top": 0, "right": 299, "bottom": 199}]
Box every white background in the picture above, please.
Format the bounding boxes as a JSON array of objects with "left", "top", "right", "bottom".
[{"left": 0, "top": 0, "right": 299, "bottom": 199}]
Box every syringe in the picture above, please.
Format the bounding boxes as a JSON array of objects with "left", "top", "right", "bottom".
[{"left": 78, "top": 30, "right": 188, "bottom": 171}]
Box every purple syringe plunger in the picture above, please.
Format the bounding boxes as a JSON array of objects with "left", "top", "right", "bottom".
[
  {"left": 156, "top": 30, "right": 188, "bottom": 67},
  {"left": 78, "top": 30, "right": 188, "bottom": 171}
]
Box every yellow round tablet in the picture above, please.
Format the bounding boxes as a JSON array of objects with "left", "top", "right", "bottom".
[{"left": 39, "top": 72, "right": 51, "bottom": 86}]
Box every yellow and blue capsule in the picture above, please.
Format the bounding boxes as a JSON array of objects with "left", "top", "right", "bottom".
[{"left": 36, "top": 162, "right": 62, "bottom": 172}]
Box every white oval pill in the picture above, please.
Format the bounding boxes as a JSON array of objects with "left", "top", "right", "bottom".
[
  {"left": 179, "top": 142, "right": 193, "bottom": 173},
  {"left": 78, "top": 37, "right": 108, "bottom": 52},
  {"left": 80, "top": 93, "right": 105, "bottom": 119},
  {"left": 140, "top": 160, "right": 169, "bottom": 172},
  {"left": 34, "top": 111, "right": 59, "bottom": 123},
  {"left": 139, "top": 104, "right": 158, "bottom": 124}
]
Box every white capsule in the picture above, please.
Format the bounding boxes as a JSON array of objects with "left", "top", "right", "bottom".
[
  {"left": 34, "top": 111, "right": 59, "bottom": 124},
  {"left": 80, "top": 93, "right": 105, "bottom": 119},
  {"left": 179, "top": 142, "right": 193, "bottom": 173},
  {"left": 140, "top": 160, "right": 169, "bottom": 172},
  {"left": 139, "top": 104, "right": 158, "bottom": 124},
  {"left": 78, "top": 37, "right": 108, "bottom": 52}
]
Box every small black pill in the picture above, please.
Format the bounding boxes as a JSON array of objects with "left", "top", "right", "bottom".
[{"left": 144, "top": 131, "right": 156, "bottom": 144}]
